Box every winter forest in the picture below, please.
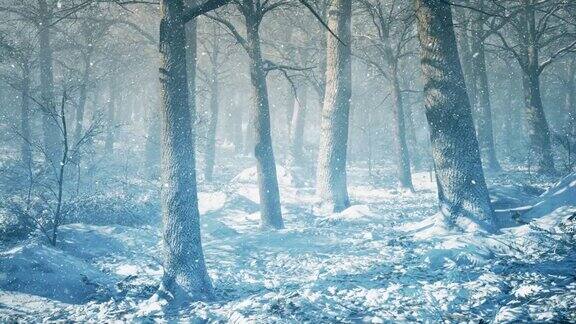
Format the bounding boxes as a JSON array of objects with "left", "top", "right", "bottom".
[{"left": 0, "top": 0, "right": 575, "bottom": 321}]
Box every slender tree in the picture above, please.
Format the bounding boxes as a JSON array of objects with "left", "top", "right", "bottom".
[
  {"left": 357, "top": 0, "right": 416, "bottom": 191},
  {"left": 209, "top": 0, "right": 289, "bottom": 229}
]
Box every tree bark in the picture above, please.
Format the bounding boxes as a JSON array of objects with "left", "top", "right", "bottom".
[
  {"left": 520, "top": 0, "right": 555, "bottom": 174},
  {"left": 521, "top": 69, "right": 554, "bottom": 173},
  {"left": 455, "top": 14, "right": 477, "bottom": 115},
  {"left": 316, "top": 0, "right": 352, "bottom": 213},
  {"left": 245, "top": 10, "right": 284, "bottom": 229},
  {"left": 156, "top": 0, "right": 212, "bottom": 303},
  {"left": 414, "top": 0, "right": 495, "bottom": 232}
]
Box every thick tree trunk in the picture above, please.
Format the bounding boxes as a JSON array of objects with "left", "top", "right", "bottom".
[
  {"left": 20, "top": 64, "right": 32, "bottom": 169},
  {"left": 390, "top": 66, "right": 414, "bottom": 191},
  {"left": 316, "top": 0, "right": 352, "bottom": 213},
  {"left": 470, "top": 19, "right": 501, "bottom": 172},
  {"left": 455, "top": 18, "right": 478, "bottom": 115},
  {"left": 245, "top": 12, "right": 284, "bottom": 229},
  {"left": 204, "top": 51, "right": 219, "bottom": 182},
  {"left": 520, "top": 0, "right": 555, "bottom": 174},
  {"left": 156, "top": 0, "right": 212, "bottom": 303},
  {"left": 521, "top": 70, "right": 555, "bottom": 173},
  {"left": 38, "top": 0, "right": 59, "bottom": 164},
  {"left": 186, "top": 20, "right": 197, "bottom": 124},
  {"left": 414, "top": 0, "right": 494, "bottom": 232}
]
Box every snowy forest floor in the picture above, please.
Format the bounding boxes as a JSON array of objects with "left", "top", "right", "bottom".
[{"left": 1, "top": 161, "right": 575, "bottom": 323}]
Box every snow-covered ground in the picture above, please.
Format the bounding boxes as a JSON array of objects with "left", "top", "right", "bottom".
[{"left": 1, "top": 165, "right": 575, "bottom": 322}]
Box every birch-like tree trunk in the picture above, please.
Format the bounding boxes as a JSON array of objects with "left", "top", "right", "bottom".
[
  {"left": 156, "top": 0, "right": 212, "bottom": 303},
  {"left": 245, "top": 10, "right": 284, "bottom": 229},
  {"left": 316, "top": 0, "right": 352, "bottom": 213},
  {"left": 414, "top": 0, "right": 495, "bottom": 232}
]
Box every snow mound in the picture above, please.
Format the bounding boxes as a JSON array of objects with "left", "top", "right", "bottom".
[
  {"left": 490, "top": 184, "right": 544, "bottom": 210},
  {"left": 198, "top": 191, "right": 227, "bottom": 214},
  {"left": 519, "top": 172, "right": 576, "bottom": 226},
  {"left": 231, "top": 165, "right": 296, "bottom": 187},
  {"left": 325, "top": 205, "right": 377, "bottom": 223},
  {"left": 0, "top": 242, "right": 114, "bottom": 304},
  {"left": 0, "top": 224, "right": 161, "bottom": 306}
]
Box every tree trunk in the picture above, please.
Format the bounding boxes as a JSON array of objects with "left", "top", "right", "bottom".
[
  {"left": 245, "top": 11, "right": 284, "bottom": 229},
  {"left": 414, "top": 0, "right": 494, "bottom": 232},
  {"left": 74, "top": 55, "right": 91, "bottom": 145},
  {"left": 377, "top": 8, "right": 414, "bottom": 190},
  {"left": 404, "top": 100, "right": 421, "bottom": 170},
  {"left": 521, "top": 69, "right": 555, "bottom": 174},
  {"left": 502, "top": 75, "right": 514, "bottom": 158},
  {"left": 316, "top": 0, "right": 352, "bottom": 213},
  {"left": 289, "top": 85, "right": 307, "bottom": 169},
  {"left": 38, "top": 0, "right": 59, "bottom": 164},
  {"left": 565, "top": 59, "right": 576, "bottom": 135},
  {"left": 145, "top": 95, "right": 161, "bottom": 179},
  {"left": 156, "top": 0, "right": 212, "bottom": 303},
  {"left": 455, "top": 15, "right": 478, "bottom": 115},
  {"left": 471, "top": 13, "right": 501, "bottom": 172},
  {"left": 204, "top": 49, "right": 219, "bottom": 182},
  {"left": 520, "top": 0, "right": 555, "bottom": 174},
  {"left": 104, "top": 80, "right": 116, "bottom": 155},
  {"left": 234, "top": 102, "right": 244, "bottom": 154},
  {"left": 390, "top": 65, "right": 414, "bottom": 191},
  {"left": 186, "top": 19, "right": 197, "bottom": 124},
  {"left": 20, "top": 64, "right": 32, "bottom": 169},
  {"left": 287, "top": 84, "right": 307, "bottom": 187}
]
